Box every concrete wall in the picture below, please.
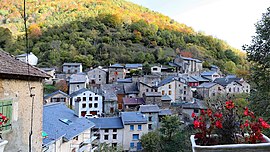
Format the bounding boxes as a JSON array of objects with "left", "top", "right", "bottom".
[
  {"left": 44, "top": 93, "right": 69, "bottom": 105},
  {"left": 123, "top": 123, "right": 147, "bottom": 151},
  {"left": 63, "top": 65, "right": 82, "bottom": 74},
  {"left": 99, "top": 128, "right": 124, "bottom": 147},
  {"left": 103, "top": 101, "right": 118, "bottom": 115},
  {"left": 0, "top": 78, "right": 43, "bottom": 152},
  {"left": 69, "top": 83, "right": 86, "bottom": 94}
]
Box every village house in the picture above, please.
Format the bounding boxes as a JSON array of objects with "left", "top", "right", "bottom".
[
  {"left": 63, "top": 63, "right": 82, "bottom": 74},
  {"left": 196, "top": 82, "right": 225, "bottom": 99},
  {"left": 121, "top": 112, "right": 147, "bottom": 151},
  {"left": 123, "top": 97, "right": 145, "bottom": 111},
  {"left": 43, "top": 90, "right": 70, "bottom": 105},
  {"left": 108, "top": 64, "right": 126, "bottom": 83},
  {"left": 16, "top": 52, "right": 38, "bottom": 65},
  {"left": 90, "top": 117, "right": 124, "bottom": 148},
  {"left": 40, "top": 68, "right": 56, "bottom": 84},
  {"left": 70, "top": 88, "right": 103, "bottom": 117},
  {"left": 171, "top": 55, "right": 203, "bottom": 75},
  {"left": 87, "top": 66, "right": 107, "bottom": 85},
  {"left": 0, "top": 50, "right": 50, "bottom": 151},
  {"left": 123, "top": 82, "right": 140, "bottom": 98},
  {"left": 214, "top": 76, "right": 250, "bottom": 94},
  {"left": 151, "top": 65, "right": 162, "bottom": 74},
  {"left": 43, "top": 103, "right": 95, "bottom": 152},
  {"left": 139, "top": 105, "right": 160, "bottom": 131},
  {"left": 200, "top": 71, "right": 221, "bottom": 81},
  {"left": 68, "top": 73, "right": 89, "bottom": 94}
]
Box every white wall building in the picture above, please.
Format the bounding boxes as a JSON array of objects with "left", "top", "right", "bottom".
[{"left": 16, "top": 52, "right": 38, "bottom": 65}]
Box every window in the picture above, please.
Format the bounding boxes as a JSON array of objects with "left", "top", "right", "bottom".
[
  {"left": 95, "top": 97, "right": 98, "bottom": 101},
  {"left": 113, "top": 134, "right": 117, "bottom": 139},
  {"left": 94, "top": 103, "right": 98, "bottom": 108},
  {"left": 83, "top": 97, "right": 86, "bottom": 101},
  {"left": 162, "top": 90, "right": 165, "bottom": 95},
  {"left": 75, "top": 70, "right": 78, "bottom": 73},
  {"left": 59, "top": 118, "right": 72, "bottom": 125},
  {"left": 130, "top": 125, "right": 134, "bottom": 131},
  {"left": 212, "top": 93, "right": 215, "bottom": 96},
  {"left": 237, "top": 88, "right": 240, "bottom": 92},
  {"left": 77, "top": 97, "right": 81, "bottom": 101},
  {"left": 137, "top": 142, "right": 142, "bottom": 150},
  {"left": 153, "top": 68, "right": 158, "bottom": 71},
  {"left": 132, "top": 134, "right": 139, "bottom": 140},
  {"left": 113, "top": 129, "right": 117, "bottom": 132},
  {"left": 76, "top": 85, "right": 80, "bottom": 89},
  {"left": 99, "top": 75, "right": 101, "bottom": 78},
  {"left": 89, "top": 97, "right": 93, "bottom": 101},
  {"left": 184, "top": 91, "right": 186, "bottom": 95},
  {"left": 138, "top": 125, "right": 142, "bottom": 130},
  {"left": 194, "top": 109, "right": 199, "bottom": 113},
  {"left": 73, "top": 136, "right": 78, "bottom": 140},
  {"left": 130, "top": 142, "right": 134, "bottom": 148},
  {"left": 112, "top": 143, "right": 117, "bottom": 147},
  {"left": 82, "top": 103, "right": 86, "bottom": 108},
  {"left": 229, "top": 88, "right": 231, "bottom": 92},
  {"left": 148, "top": 124, "right": 152, "bottom": 130},
  {"left": 183, "top": 97, "right": 186, "bottom": 101},
  {"left": 149, "top": 116, "right": 152, "bottom": 122},
  {"left": 169, "top": 85, "right": 171, "bottom": 89},
  {"left": 89, "top": 103, "right": 92, "bottom": 108},
  {"left": 104, "top": 135, "right": 108, "bottom": 140},
  {"left": 184, "top": 86, "right": 187, "bottom": 89},
  {"left": 105, "top": 129, "right": 109, "bottom": 133},
  {"left": 168, "top": 91, "right": 172, "bottom": 95},
  {"left": 146, "top": 89, "right": 149, "bottom": 92}
]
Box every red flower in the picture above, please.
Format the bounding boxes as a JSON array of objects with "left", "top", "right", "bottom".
[
  {"left": 259, "top": 118, "right": 270, "bottom": 129},
  {"left": 192, "top": 112, "right": 196, "bottom": 118},
  {"left": 201, "top": 109, "right": 205, "bottom": 115},
  {"left": 244, "top": 120, "right": 249, "bottom": 127},
  {"left": 207, "top": 109, "right": 212, "bottom": 116},
  {"left": 244, "top": 107, "right": 249, "bottom": 116},
  {"left": 225, "top": 100, "right": 234, "bottom": 109},
  {"left": 214, "top": 112, "right": 222, "bottom": 118},
  {"left": 194, "top": 120, "right": 200, "bottom": 128},
  {"left": 215, "top": 120, "right": 223, "bottom": 129}
]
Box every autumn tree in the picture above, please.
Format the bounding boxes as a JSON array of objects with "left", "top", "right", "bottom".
[
  {"left": 28, "top": 23, "right": 42, "bottom": 38},
  {"left": 55, "top": 80, "right": 68, "bottom": 93},
  {"left": 243, "top": 7, "right": 270, "bottom": 118}
]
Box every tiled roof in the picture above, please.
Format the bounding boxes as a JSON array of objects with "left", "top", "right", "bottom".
[
  {"left": 101, "top": 84, "right": 124, "bottom": 101},
  {"left": 124, "top": 83, "right": 139, "bottom": 94},
  {"left": 144, "top": 92, "right": 162, "bottom": 97},
  {"left": 117, "top": 78, "right": 132, "bottom": 83},
  {"left": 43, "top": 103, "right": 95, "bottom": 146},
  {"left": 125, "top": 64, "right": 143, "bottom": 68},
  {"left": 109, "top": 64, "right": 124, "bottom": 68},
  {"left": 0, "top": 50, "right": 50, "bottom": 78},
  {"left": 159, "top": 109, "right": 172, "bottom": 116},
  {"left": 197, "top": 82, "right": 218, "bottom": 89},
  {"left": 89, "top": 117, "right": 124, "bottom": 129},
  {"left": 121, "top": 112, "right": 147, "bottom": 125},
  {"left": 200, "top": 71, "right": 218, "bottom": 76},
  {"left": 158, "top": 76, "right": 175, "bottom": 87},
  {"left": 214, "top": 77, "right": 242, "bottom": 87},
  {"left": 123, "top": 97, "right": 145, "bottom": 105},
  {"left": 69, "top": 73, "right": 87, "bottom": 83},
  {"left": 44, "top": 90, "right": 70, "bottom": 99},
  {"left": 63, "top": 63, "right": 82, "bottom": 66},
  {"left": 139, "top": 105, "right": 160, "bottom": 113},
  {"left": 161, "top": 95, "right": 172, "bottom": 101},
  {"left": 191, "top": 76, "right": 210, "bottom": 82}
]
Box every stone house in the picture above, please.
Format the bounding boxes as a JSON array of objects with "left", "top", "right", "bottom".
[
  {"left": 172, "top": 55, "right": 203, "bottom": 75},
  {"left": 108, "top": 64, "right": 126, "bottom": 83},
  {"left": 43, "top": 103, "right": 95, "bottom": 152},
  {"left": 16, "top": 52, "right": 38, "bottom": 66},
  {"left": 40, "top": 68, "right": 56, "bottom": 84},
  {"left": 68, "top": 73, "right": 89, "bottom": 94},
  {"left": 123, "top": 82, "right": 139, "bottom": 98},
  {"left": 196, "top": 82, "right": 225, "bottom": 99},
  {"left": 139, "top": 105, "right": 160, "bottom": 131},
  {"left": 214, "top": 77, "right": 250, "bottom": 94},
  {"left": 90, "top": 117, "right": 124, "bottom": 148},
  {"left": 121, "top": 112, "right": 147, "bottom": 151},
  {"left": 70, "top": 88, "right": 103, "bottom": 117},
  {"left": 62, "top": 63, "right": 82, "bottom": 74},
  {"left": 138, "top": 82, "right": 159, "bottom": 98},
  {"left": 0, "top": 50, "right": 50, "bottom": 151},
  {"left": 87, "top": 67, "right": 107, "bottom": 85},
  {"left": 43, "top": 90, "right": 70, "bottom": 105},
  {"left": 123, "top": 97, "right": 145, "bottom": 111}
]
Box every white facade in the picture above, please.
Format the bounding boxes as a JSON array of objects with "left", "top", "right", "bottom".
[
  {"left": 225, "top": 81, "right": 246, "bottom": 94},
  {"left": 16, "top": 52, "right": 38, "bottom": 65},
  {"left": 151, "top": 66, "right": 161, "bottom": 74},
  {"left": 72, "top": 90, "right": 103, "bottom": 117}
]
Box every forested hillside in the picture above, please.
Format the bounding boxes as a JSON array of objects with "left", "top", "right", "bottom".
[{"left": 0, "top": 0, "right": 248, "bottom": 74}]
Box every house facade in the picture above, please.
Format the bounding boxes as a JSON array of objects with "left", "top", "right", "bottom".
[
  {"left": 87, "top": 67, "right": 107, "bottom": 85},
  {"left": 68, "top": 73, "right": 89, "bottom": 94},
  {"left": 121, "top": 112, "right": 147, "bottom": 151},
  {"left": 40, "top": 68, "right": 56, "bottom": 84},
  {"left": 139, "top": 105, "right": 160, "bottom": 131},
  {"left": 70, "top": 88, "right": 103, "bottom": 117},
  {"left": 172, "top": 55, "right": 203, "bottom": 75},
  {"left": 108, "top": 64, "right": 126, "bottom": 83},
  {"left": 16, "top": 52, "right": 38, "bottom": 65},
  {"left": 0, "top": 50, "right": 49, "bottom": 151},
  {"left": 44, "top": 90, "right": 70, "bottom": 105},
  {"left": 196, "top": 82, "right": 225, "bottom": 99},
  {"left": 63, "top": 63, "right": 82, "bottom": 74},
  {"left": 214, "top": 77, "right": 250, "bottom": 94}
]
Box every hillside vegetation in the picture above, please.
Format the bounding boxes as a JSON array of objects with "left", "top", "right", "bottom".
[{"left": 0, "top": 0, "right": 248, "bottom": 74}]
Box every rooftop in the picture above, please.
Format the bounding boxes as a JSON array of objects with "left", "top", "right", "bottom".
[
  {"left": 89, "top": 117, "right": 124, "bottom": 129},
  {"left": 63, "top": 63, "right": 82, "bottom": 66},
  {"left": 159, "top": 109, "right": 172, "bottom": 116},
  {"left": 200, "top": 71, "right": 218, "bottom": 76},
  {"left": 197, "top": 82, "right": 218, "bottom": 89},
  {"left": 123, "top": 97, "right": 145, "bottom": 105},
  {"left": 69, "top": 73, "right": 88, "bottom": 83},
  {"left": 109, "top": 63, "right": 124, "bottom": 68},
  {"left": 214, "top": 77, "right": 242, "bottom": 87},
  {"left": 139, "top": 105, "right": 160, "bottom": 113},
  {"left": 44, "top": 90, "right": 69, "bottom": 99},
  {"left": 0, "top": 50, "right": 50, "bottom": 79},
  {"left": 101, "top": 84, "right": 124, "bottom": 101},
  {"left": 43, "top": 103, "right": 95, "bottom": 146},
  {"left": 121, "top": 112, "right": 147, "bottom": 125},
  {"left": 125, "top": 64, "right": 143, "bottom": 68},
  {"left": 124, "top": 82, "right": 139, "bottom": 94}
]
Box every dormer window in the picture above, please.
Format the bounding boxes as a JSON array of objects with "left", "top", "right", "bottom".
[{"left": 59, "top": 119, "right": 72, "bottom": 125}]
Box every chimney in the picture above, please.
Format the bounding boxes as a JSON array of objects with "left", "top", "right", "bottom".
[{"left": 74, "top": 98, "right": 81, "bottom": 118}]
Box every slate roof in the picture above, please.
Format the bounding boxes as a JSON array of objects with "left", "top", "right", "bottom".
[
  {"left": 63, "top": 63, "right": 82, "bottom": 66},
  {"left": 201, "top": 71, "right": 218, "bottom": 76},
  {"left": 69, "top": 88, "right": 101, "bottom": 97},
  {"left": 117, "top": 78, "right": 132, "bottom": 83},
  {"left": 197, "top": 82, "right": 218, "bottom": 89},
  {"left": 124, "top": 83, "right": 139, "bottom": 94},
  {"left": 181, "top": 75, "right": 197, "bottom": 83},
  {"left": 0, "top": 50, "right": 50, "bottom": 78},
  {"left": 159, "top": 109, "right": 172, "bottom": 116},
  {"left": 214, "top": 77, "right": 242, "bottom": 87},
  {"left": 69, "top": 73, "right": 87, "bottom": 83},
  {"left": 87, "top": 67, "right": 107, "bottom": 73},
  {"left": 161, "top": 95, "right": 172, "bottom": 101},
  {"left": 139, "top": 105, "right": 160, "bottom": 113},
  {"left": 123, "top": 97, "right": 145, "bottom": 105},
  {"left": 125, "top": 64, "right": 143, "bottom": 68},
  {"left": 181, "top": 56, "right": 202, "bottom": 63},
  {"left": 191, "top": 76, "right": 210, "bottom": 82},
  {"left": 109, "top": 64, "right": 124, "bottom": 68},
  {"left": 144, "top": 92, "right": 162, "bottom": 97},
  {"left": 101, "top": 84, "right": 124, "bottom": 101},
  {"left": 44, "top": 90, "right": 70, "bottom": 99},
  {"left": 121, "top": 112, "right": 147, "bottom": 125},
  {"left": 43, "top": 103, "right": 95, "bottom": 146},
  {"left": 40, "top": 68, "right": 55, "bottom": 72},
  {"left": 89, "top": 117, "right": 124, "bottom": 129},
  {"left": 158, "top": 76, "right": 176, "bottom": 87}
]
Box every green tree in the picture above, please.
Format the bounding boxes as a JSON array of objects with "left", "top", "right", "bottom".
[
  {"left": 140, "top": 131, "right": 161, "bottom": 152},
  {"left": 243, "top": 7, "right": 270, "bottom": 118},
  {"left": 224, "top": 61, "right": 236, "bottom": 74}
]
